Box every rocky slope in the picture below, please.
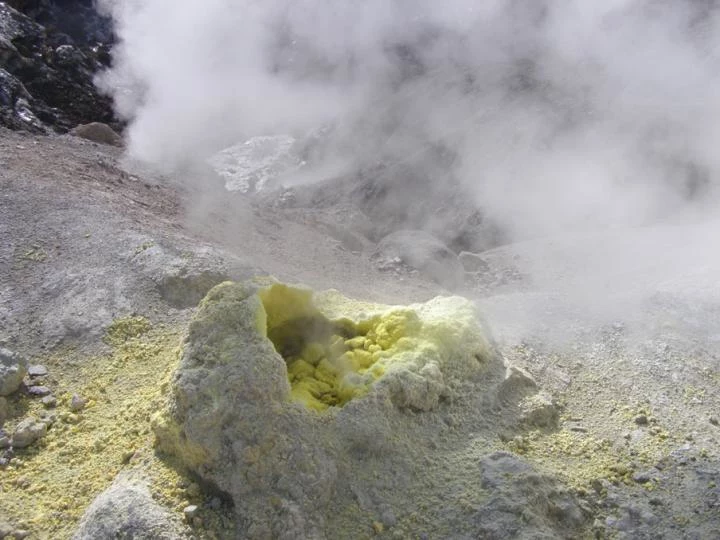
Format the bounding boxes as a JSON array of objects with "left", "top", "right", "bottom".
[{"left": 0, "top": 127, "right": 719, "bottom": 539}]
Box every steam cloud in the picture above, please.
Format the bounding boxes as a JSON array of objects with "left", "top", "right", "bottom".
[{"left": 97, "top": 0, "right": 720, "bottom": 241}]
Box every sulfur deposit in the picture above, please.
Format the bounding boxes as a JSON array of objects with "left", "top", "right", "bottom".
[{"left": 152, "top": 280, "right": 589, "bottom": 538}]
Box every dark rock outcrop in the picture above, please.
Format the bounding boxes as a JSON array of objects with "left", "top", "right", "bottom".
[{"left": 0, "top": 0, "right": 117, "bottom": 133}]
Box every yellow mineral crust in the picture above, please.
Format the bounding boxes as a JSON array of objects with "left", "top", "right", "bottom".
[
  {"left": 258, "top": 283, "right": 493, "bottom": 412},
  {"left": 0, "top": 320, "right": 213, "bottom": 539}
]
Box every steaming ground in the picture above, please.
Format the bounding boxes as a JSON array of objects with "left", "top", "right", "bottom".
[{"left": 1, "top": 127, "right": 719, "bottom": 538}]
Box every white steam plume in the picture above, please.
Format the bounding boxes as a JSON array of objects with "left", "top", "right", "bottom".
[{"left": 96, "top": 0, "right": 720, "bottom": 241}]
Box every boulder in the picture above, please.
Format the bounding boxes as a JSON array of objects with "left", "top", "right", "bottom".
[
  {"left": 0, "top": 347, "right": 27, "bottom": 396},
  {"left": 73, "top": 474, "right": 186, "bottom": 540},
  {"left": 71, "top": 122, "right": 123, "bottom": 147},
  {"left": 373, "top": 229, "right": 464, "bottom": 288}
]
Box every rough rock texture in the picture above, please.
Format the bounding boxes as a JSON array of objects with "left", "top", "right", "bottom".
[
  {"left": 0, "top": 1, "right": 116, "bottom": 132},
  {"left": 373, "top": 229, "right": 464, "bottom": 289},
  {"left": 152, "top": 280, "right": 558, "bottom": 538},
  {"left": 476, "top": 452, "right": 588, "bottom": 539},
  {"left": 70, "top": 122, "right": 122, "bottom": 146},
  {"left": 11, "top": 416, "right": 47, "bottom": 447},
  {"left": 0, "top": 347, "right": 27, "bottom": 396},
  {"left": 0, "top": 68, "right": 45, "bottom": 132},
  {"left": 73, "top": 474, "right": 187, "bottom": 540},
  {"left": 130, "top": 242, "right": 260, "bottom": 308}
]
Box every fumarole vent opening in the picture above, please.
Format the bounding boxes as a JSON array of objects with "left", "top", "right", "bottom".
[{"left": 258, "top": 283, "right": 420, "bottom": 412}]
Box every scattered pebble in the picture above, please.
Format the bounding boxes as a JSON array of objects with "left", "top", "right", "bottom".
[
  {"left": 633, "top": 471, "right": 652, "bottom": 484},
  {"left": 710, "top": 417, "right": 719, "bottom": 427},
  {"left": 12, "top": 530, "right": 30, "bottom": 539},
  {"left": 27, "top": 386, "right": 51, "bottom": 397},
  {"left": 0, "top": 431, "right": 10, "bottom": 449},
  {"left": 183, "top": 505, "right": 199, "bottom": 521},
  {"left": 12, "top": 418, "right": 48, "bottom": 448},
  {"left": 70, "top": 394, "right": 87, "bottom": 412},
  {"left": 28, "top": 365, "right": 48, "bottom": 377},
  {"left": 41, "top": 395, "right": 57, "bottom": 408},
  {"left": 634, "top": 415, "right": 648, "bottom": 426}
]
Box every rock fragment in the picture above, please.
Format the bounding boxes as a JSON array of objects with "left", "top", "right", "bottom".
[
  {"left": 183, "top": 505, "right": 199, "bottom": 521},
  {"left": 11, "top": 417, "right": 47, "bottom": 448},
  {"left": 70, "top": 394, "right": 87, "bottom": 412},
  {"left": 41, "top": 395, "right": 57, "bottom": 408},
  {"left": 27, "top": 386, "right": 51, "bottom": 397},
  {"left": 0, "top": 348, "right": 27, "bottom": 396},
  {"left": 27, "top": 365, "right": 48, "bottom": 377}
]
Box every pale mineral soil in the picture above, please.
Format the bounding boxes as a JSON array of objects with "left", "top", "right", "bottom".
[{"left": 1, "top": 126, "right": 719, "bottom": 539}]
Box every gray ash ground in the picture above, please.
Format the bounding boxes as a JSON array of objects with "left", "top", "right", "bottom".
[{"left": 1, "top": 127, "right": 719, "bottom": 539}]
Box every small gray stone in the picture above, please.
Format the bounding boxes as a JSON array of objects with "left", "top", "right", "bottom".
[
  {"left": 28, "top": 365, "right": 48, "bottom": 377},
  {"left": 0, "top": 433, "right": 10, "bottom": 449},
  {"left": 381, "top": 509, "right": 398, "bottom": 528},
  {"left": 183, "top": 505, "right": 199, "bottom": 521},
  {"left": 0, "top": 397, "right": 7, "bottom": 426},
  {"left": 0, "top": 348, "right": 28, "bottom": 397},
  {"left": 12, "top": 418, "right": 48, "bottom": 448},
  {"left": 28, "top": 386, "right": 51, "bottom": 397},
  {"left": 710, "top": 416, "right": 719, "bottom": 427},
  {"left": 0, "top": 522, "right": 12, "bottom": 538},
  {"left": 12, "top": 530, "right": 30, "bottom": 539},
  {"left": 41, "top": 395, "right": 57, "bottom": 408},
  {"left": 632, "top": 471, "right": 653, "bottom": 484},
  {"left": 70, "top": 395, "right": 87, "bottom": 412},
  {"left": 634, "top": 414, "right": 648, "bottom": 426},
  {"left": 458, "top": 251, "right": 490, "bottom": 272}
]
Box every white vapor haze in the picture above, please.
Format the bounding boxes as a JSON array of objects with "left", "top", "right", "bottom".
[{"left": 97, "top": 0, "right": 720, "bottom": 329}]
